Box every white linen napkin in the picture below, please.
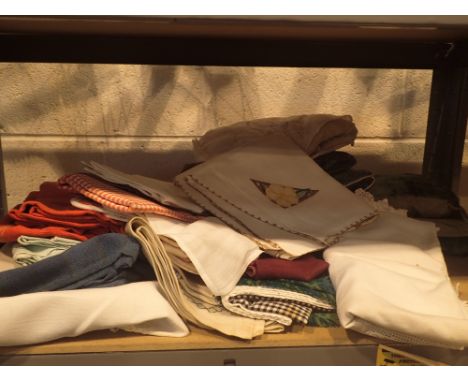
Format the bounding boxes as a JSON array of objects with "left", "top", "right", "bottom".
[
  {"left": 177, "top": 138, "right": 376, "bottom": 257},
  {"left": 0, "top": 281, "right": 189, "bottom": 346},
  {"left": 323, "top": 212, "right": 468, "bottom": 349},
  {"left": 146, "top": 214, "right": 262, "bottom": 296},
  {"left": 126, "top": 216, "right": 267, "bottom": 340}
]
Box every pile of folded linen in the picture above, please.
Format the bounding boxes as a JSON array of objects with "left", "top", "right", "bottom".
[
  {"left": 1, "top": 113, "right": 467, "bottom": 350},
  {"left": 0, "top": 156, "right": 211, "bottom": 345}
]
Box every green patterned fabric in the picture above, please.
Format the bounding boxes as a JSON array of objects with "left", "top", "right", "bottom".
[
  {"left": 237, "top": 275, "right": 336, "bottom": 307},
  {"left": 235, "top": 275, "right": 338, "bottom": 327},
  {"left": 308, "top": 311, "right": 340, "bottom": 327}
]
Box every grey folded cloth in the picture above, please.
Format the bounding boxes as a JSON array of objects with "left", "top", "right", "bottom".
[
  {"left": 334, "top": 169, "right": 375, "bottom": 192},
  {"left": 0, "top": 233, "right": 141, "bottom": 297},
  {"left": 368, "top": 174, "right": 464, "bottom": 219},
  {"left": 314, "top": 151, "right": 357, "bottom": 175}
]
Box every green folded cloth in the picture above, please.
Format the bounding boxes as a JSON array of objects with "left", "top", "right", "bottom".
[
  {"left": 12, "top": 235, "right": 80, "bottom": 266},
  {"left": 222, "top": 275, "right": 339, "bottom": 327}
]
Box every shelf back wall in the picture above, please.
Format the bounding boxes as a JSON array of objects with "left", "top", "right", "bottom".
[{"left": 1, "top": 63, "right": 467, "bottom": 208}]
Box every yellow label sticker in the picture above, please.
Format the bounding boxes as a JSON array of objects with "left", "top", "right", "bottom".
[{"left": 376, "top": 344, "right": 447, "bottom": 366}]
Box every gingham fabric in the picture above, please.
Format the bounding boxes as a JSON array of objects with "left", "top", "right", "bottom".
[
  {"left": 228, "top": 294, "right": 314, "bottom": 325},
  {"left": 222, "top": 276, "right": 337, "bottom": 326},
  {"left": 58, "top": 173, "right": 199, "bottom": 223}
]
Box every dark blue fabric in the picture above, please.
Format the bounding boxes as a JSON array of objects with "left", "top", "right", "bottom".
[{"left": 0, "top": 233, "right": 141, "bottom": 296}]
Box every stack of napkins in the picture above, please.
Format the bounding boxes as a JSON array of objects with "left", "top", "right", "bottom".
[{"left": 176, "top": 137, "right": 377, "bottom": 258}]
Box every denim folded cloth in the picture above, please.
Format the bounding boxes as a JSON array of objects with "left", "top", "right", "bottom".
[{"left": 0, "top": 233, "right": 141, "bottom": 297}]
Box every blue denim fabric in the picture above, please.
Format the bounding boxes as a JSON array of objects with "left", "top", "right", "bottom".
[{"left": 0, "top": 233, "right": 141, "bottom": 296}]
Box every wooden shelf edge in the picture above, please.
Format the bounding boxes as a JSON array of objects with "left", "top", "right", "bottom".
[
  {"left": 0, "top": 257, "right": 466, "bottom": 356},
  {"left": 0, "top": 325, "right": 380, "bottom": 356}
]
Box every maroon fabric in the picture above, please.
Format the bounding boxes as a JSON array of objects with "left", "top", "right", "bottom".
[
  {"left": 0, "top": 182, "right": 124, "bottom": 243},
  {"left": 245, "top": 253, "right": 329, "bottom": 281}
]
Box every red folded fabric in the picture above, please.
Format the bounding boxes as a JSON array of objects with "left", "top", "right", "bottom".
[
  {"left": 245, "top": 253, "right": 329, "bottom": 281},
  {"left": 0, "top": 182, "right": 124, "bottom": 243},
  {"left": 0, "top": 224, "right": 98, "bottom": 242}
]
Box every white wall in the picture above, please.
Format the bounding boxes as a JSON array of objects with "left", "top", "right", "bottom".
[{"left": 0, "top": 63, "right": 466, "bottom": 208}]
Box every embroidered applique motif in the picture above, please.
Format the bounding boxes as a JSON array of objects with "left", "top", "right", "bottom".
[{"left": 251, "top": 179, "right": 318, "bottom": 208}]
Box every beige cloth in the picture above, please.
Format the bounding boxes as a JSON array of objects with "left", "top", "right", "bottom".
[
  {"left": 0, "top": 251, "right": 19, "bottom": 272},
  {"left": 177, "top": 138, "right": 376, "bottom": 258},
  {"left": 126, "top": 216, "right": 269, "bottom": 340},
  {"left": 193, "top": 114, "right": 357, "bottom": 161},
  {"left": 324, "top": 211, "right": 468, "bottom": 349}
]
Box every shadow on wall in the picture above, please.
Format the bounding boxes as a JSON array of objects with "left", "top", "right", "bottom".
[
  {"left": 201, "top": 66, "right": 261, "bottom": 127},
  {"left": 0, "top": 64, "right": 98, "bottom": 128},
  {"left": 352, "top": 153, "right": 422, "bottom": 175},
  {"left": 133, "top": 66, "right": 177, "bottom": 139},
  {"left": 4, "top": 145, "right": 196, "bottom": 181}
]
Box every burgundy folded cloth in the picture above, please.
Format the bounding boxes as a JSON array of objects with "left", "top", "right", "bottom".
[
  {"left": 58, "top": 173, "right": 199, "bottom": 223},
  {"left": 0, "top": 182, "right": 124, "bottom": 243},
  {"left": 245, "top": 254, "right": 329, "bottom": 281}
]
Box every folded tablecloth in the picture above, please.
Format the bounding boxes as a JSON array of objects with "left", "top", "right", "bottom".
[
  {"left": 177, "top": 138, "right": 377, "bottom": 258},
  {"left": 323, "top": 211, "right": 468, "bottom": 349},
  {"left": 0, "top": 281, "right": 189, "bottom": 346}
]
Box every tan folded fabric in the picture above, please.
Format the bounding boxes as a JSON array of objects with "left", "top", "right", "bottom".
[
  {"left": 178, "top": 138, "right": 376, "bottom": 257},
  {"left": 125, "top": 216, "right": 267, "bottom": 340},
  {"left": 160, "top": 237, "right": 198, "bottom": 274},
  {"left": 0, "top": 251, "right": 19, "bottom": 272},
  {"left": 193, "top": 114, "right": 357, "bottom": 161}
]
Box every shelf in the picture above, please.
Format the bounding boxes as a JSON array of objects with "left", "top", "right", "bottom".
[
  {"left": 1, "top": 257, "right": 466, "bottom": 359},
  {"left": 0, "top": 325, "right": 379, "bottom": 357},
  {"left": 0, "top": 16, "right": 467, "bottom": 67}
]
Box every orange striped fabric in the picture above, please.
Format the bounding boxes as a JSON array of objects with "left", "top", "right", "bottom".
[{"left": 58, "top": 173, "right": 199, "bottom": 223}]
